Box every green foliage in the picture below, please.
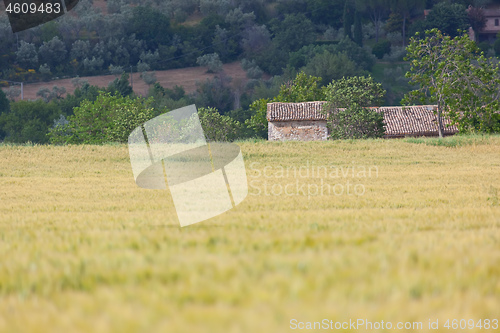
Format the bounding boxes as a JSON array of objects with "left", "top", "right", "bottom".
[
  {"left": 36, "top": 86, "right": 66, "bottom": 103},
  {"left": 306, "top": 0, "right": 344, "bottom": 28},
  {"left": 38, "top": 37, "right": 67, "bottom": 72},
  {"left": 270, "top": 13, "right": 316, "bottom": 52},
  {"left": 323, "top": 75, "right": 386, "bottom": 109},
  {"left": 403, "top": 29, "right": 500, "bottom": 135},
  {"left": 289, "top": 37, "right": 375, "bottom": 76},
  {"left": 49, "top": 93, "right": 155, "bottom": 144},
  {"left": 127, "top": 6, "right": 171, "bottom": 49},
  {"left": 419, "top": 3, "right": 469, "bottom": 38},
  {"left": 245, "top": 72, "right": 326, "bottom": 139},
  {"left": 245, "top": 98, "right": 270, "bottom": 139},
  {"left": 15, "top": 41, "right": 38, "bottom": 69},
  {"left": 302, "top": 51, "right": 363, "bottom": 85},
  {"left": 494, "top": 32, "right": 500, "bottom": 56},
  {"left": 404, "top": 133, "right": 500, "bottom": 147},
  {"left": 477, "top": 41, "right": 491, "bottom": 55},
  {"left": 106, "top": 100, "right": 155, "bottom": 144},
  {"left": 197, "top": 107, "right": 242, "bottom": 142},
  {"left": 196, "top": 53, "right": 223, "bottom": 73},
  {"left": 0, "top": 89, "right": 9, "bottom": 115},
  {"left": 276, "top": 72, "right": 326, "bottom": 102},
  {"left": 253, "top": 44, "right": 289, "bottom": 76},
  {"left": 372, "top": 40, "right": 391, "bottom": 59},
  {"left": 0, "top": 89, "right": 10, "bottom": 140},
  {"left": 353, "top": 10, "right": 363, "bottom": 46},
  {"left": 336, "top": 37, "right": 376, "bottom": 71},
  {"left": 343, "top": 1, "right": 355, "bottom": 40},
  {"left": 385, "top": 12, "right": 404, "bottom": 34},
  {"left": 193, "top": 75, "right": 233, "bottom": 114},
  {"left": 328, "top": 105, "right": 386, "bottom": 140},
  {"left": 107, "top": 73, "right": 134, "bottom": 97},
  {"left": 0, "top": 100, "right": 60, "bottom": 143},
  {"left": 468, "top": 6, "right": 487, "bottom": 41},
  {"left": 323, "top": 75, "right": 386, "bottom": 139},
  {"left": 147, "top": 83, "right": 192, "bottom": 114},
  {"left": 56, "top": 83, "right": 102, "bottom": 116}
]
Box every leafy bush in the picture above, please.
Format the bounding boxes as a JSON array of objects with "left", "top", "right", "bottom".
[
  {"left": 109, "top": 64, "right": 125, "bottom": 76},
  {"left": 0, "top": 100, "right": 60, "bottom": 143},
  {"left": 477, "top": 41, "right": 491, "bottom": 55},
  {"left": 141, "top": 71, "right": 157, "bottom": 85},
  {"left": 197, "top": 107, "right": 242, "bottom": 142},
  {"left": 372, "top": 40, "right": 391, "bottom": 59},
  {"left": 386, "top": 31, "right": 403, "bottom": 45},
  {"left": 107, "top": 73, "right": 134, "bottom": 97},
  {"left": 193, "top": 75, "right": 233, "bottom": 114},
  {"left": 494, "top": 34, "right": 500, "bottom": 56},
  {"left": 289, "top": 37, "right": 375, "bottom": 74},
  {"left": 244, "top": 98, "right": 269, "bottom": 139},
  {"left": 196, "top": 53, "right": 223, "bottom": 73},
  {"left": 241, "top": 59, "right": 263, "bottom": 79},
  {"left": 323, "top": 76, "right": 386, "bottom": 139},
  {"left": 302, "top": 51, "right": 362, "bottom": 84},
  {"left": 48, "top": 92, "right": 155, "bottom": 144},
  {"left": 382, "top": 46, "right": 407, "bottom": 62},
  {"left": 0, "top": 89, "right": 10, "bottom": 140},
  {"left": 328, "top": 105, "right": 385, "bottom": 139},
  {"left": 36, "top": 86, "right": 66, "bottom": 102}
]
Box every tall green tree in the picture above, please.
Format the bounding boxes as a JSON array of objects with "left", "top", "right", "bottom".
[
  {"left": 343, "top": 0, "right": 355, "bottom": 40},
  {"left": 403, "top": 29, "right": 500, "bottom": 136},
  {"left": 353, "top": 10, "right": 363, "bottom": 46},
  {"left": 390, "top": 0, "right": 425, "bottom": 46},
  {"left": 424, "top": 3, "right": 469, "bottom": 38},
  {"left": 322, "top": 76, "right": 386, "bottom": 139},
  {"left": 127, "top": 6, "right": 171, "bottom": 49},
  {"left": 270, "top": 13, "right": 316, "bottom": 52},
  {"left": 358, "top": 0, "right": 390, "bottom": 42}
]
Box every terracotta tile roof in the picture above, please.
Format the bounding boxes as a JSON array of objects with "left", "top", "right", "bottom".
[
  {"left": 267, "top": 102, "right": 328, "bottom": 121},
  {"left": 267, "top": 102, "right": 459, "bottom": 138},
  {"left": 379, "top": 105, "right": 458, "bottom": 137}
]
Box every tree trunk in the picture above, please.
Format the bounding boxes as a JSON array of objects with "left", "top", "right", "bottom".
[
  {"left": 437, "top": 104, "right": 444, "bottom": 138},
  {"left": 233, "top": 89, "right": 241, "bottom": 110}
]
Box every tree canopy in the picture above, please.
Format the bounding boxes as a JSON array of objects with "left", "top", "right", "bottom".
[{"left": 403, "top": 29, "right": 500, "bottom": 135}]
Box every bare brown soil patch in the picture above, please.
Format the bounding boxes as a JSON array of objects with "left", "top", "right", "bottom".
[{"left": 4, "top": 62, "right": 253, "bottom": 101}]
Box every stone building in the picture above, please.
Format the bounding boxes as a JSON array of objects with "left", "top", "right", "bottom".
[
  {"left": 267, "top": 102, "right": 458, "bottom": 141},
  {"left": 267, "top": 102, "right": 329, "bottom": 141}
]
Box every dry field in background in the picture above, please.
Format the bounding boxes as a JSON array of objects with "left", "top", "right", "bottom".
[
  {"left": 3, "top": 61, "right": 251, "bottom": 101},
  {"left": 0, "top": 137, "right": 499, "bottom": 332}
]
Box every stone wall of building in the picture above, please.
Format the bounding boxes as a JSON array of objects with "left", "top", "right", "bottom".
[{"left": 268, "top": 120, "right": 328, "bottom": 141}]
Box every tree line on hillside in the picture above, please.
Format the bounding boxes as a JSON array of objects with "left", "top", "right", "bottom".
[
  {"left": 1, "top": 0, "right": 500, "bottom": 144},
  {"left": 2, "top": 0, "right": 499, "bottom": 82},
  {"left": 2, "top": 28, "right": 499, "bottom": 146}
]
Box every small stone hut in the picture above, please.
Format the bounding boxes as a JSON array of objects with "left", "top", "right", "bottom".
[
  {"left": 267, "top": 102, "right": 458, "bottom": 141},
  {"left": 267, "top": 102, "right": 329, "bottom": 141}
]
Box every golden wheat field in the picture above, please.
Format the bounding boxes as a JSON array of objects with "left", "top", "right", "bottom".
[{"left": 0, "top": 136, "right": 499, "bottom": 333}]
